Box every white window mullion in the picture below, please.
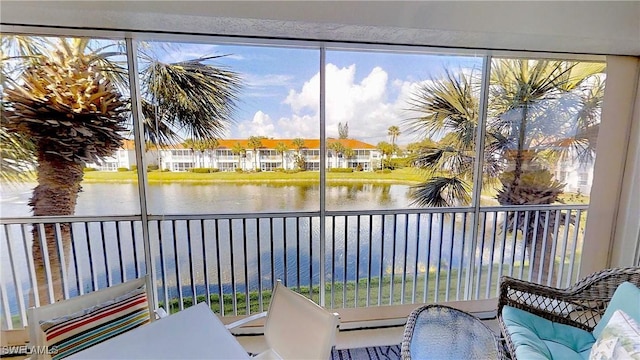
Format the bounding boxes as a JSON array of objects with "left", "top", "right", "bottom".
[
  {"left": 319, "top": 45, "right": 327, "bottom": 307},
  {"left": 125, "top": 38, "right": 156, "bottom": 309},
  {"left": 464, "top": 55, "right": 492, "bottom": 300}
]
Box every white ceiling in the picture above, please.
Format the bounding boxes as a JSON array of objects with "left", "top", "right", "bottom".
[{"left": 1, "top": 1, "right": 639, "bottom": 56}]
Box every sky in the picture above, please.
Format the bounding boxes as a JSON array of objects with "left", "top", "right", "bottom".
[{"left": 150, "top": 41, "right": 483, "bottom": 146}]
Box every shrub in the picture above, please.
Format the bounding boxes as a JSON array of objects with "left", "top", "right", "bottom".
[
  {"left": 235, "top": 168, "right": 244, "bottom": 173},
  {"left": 191, "top": 168, "right": 211, "bottom": 173},
  {"left": 389, "top": 157, "right": 410, "bottom": 168},
  {"left": 356, "top": 164, "right": 363, "bottom": 172},
  {"left": 211, "top": 168, "right": 220, "bottom": 173},
  {"left": 274, "top": 167, "right": 285, "bottom": 172},
  {"left": 83, "top": 167, "right": 97, "bottom": 172},
  {"left": 329, "top": 168, "right": 354, "bottom": 173},
  {"left": 147, "top": 164, "right": 159, "bottom": 171},
  {"left": 254, "top": 168, "right": 262, "bottom": 172},
  {"left": 117, "top": 167, "right": 129, "bottom": 172},
  {"left": 130, "top": 165, "right": 137, "bottom": 172}
]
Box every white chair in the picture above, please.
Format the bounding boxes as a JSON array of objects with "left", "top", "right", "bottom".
[
  {"left": 226, "top": 280, "right": 340, "bottom": 360},
  {"left": 27, "top": 275, "right": 162, "bottom": 360}
]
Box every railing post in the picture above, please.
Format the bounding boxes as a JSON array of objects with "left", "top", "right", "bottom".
[
  {"left": 465, "top": 55, "right": 492, "bottom": 300},
  {"left": 125, "top": 38, "right": 156, "bottom": 309}
]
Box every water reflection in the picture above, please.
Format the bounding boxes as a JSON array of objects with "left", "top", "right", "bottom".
[{"left": 1, "top": 182, "right": 415, "bottom": 216}]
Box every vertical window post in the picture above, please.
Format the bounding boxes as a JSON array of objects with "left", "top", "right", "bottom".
[{"left": 125, "top": 38, "right": 156, "bottom": 309}]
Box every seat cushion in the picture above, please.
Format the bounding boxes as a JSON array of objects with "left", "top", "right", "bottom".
[
  {"left": 39, "top": 287, "right": 150, "bottom": 360},
  {"left": 502, "top": 305, "right": 596, "bottom": 360},
  {"left": 592, "top": 282, "right": 640, "bottom": 339}
]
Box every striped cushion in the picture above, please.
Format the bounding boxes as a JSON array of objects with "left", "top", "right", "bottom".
[{"left": 40, "top": 287, "right": 150, "bottom": 359}]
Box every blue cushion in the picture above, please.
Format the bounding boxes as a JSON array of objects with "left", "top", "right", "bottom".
[
  {"left": 502, "top": 305, "right": 595, "bottom": 360},
  {"left": 592, "top": 282, "right": 640, "bottom": 339}
]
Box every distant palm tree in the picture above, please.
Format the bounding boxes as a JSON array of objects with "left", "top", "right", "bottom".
[
  {"left": 232, "top": 142, "right": 246, "bottom": 170},
  {"left": 206, "top": 138, "right": 220, "bottom": 169},
  {"left": 183, "top": 138, "right": 197, "bottom": 168},
  {"left": 1, "top": 36, "right": 242, "bottom": 303},
  {"left": 275, "top": 142, "right": 288, "bottom": 169},
  {"left": 388, "top": 125, "right": 400, "bottom": 147},
  {"left": 376, "top": 141, "right": 394, "bottom": 170},
  {"left": 406, "top": 60, "right": 605, "bottom": 281},
  {"left": 292, "top": 138, "right": 306, "bottom": 170},
  {"left": 292, "top": 138, "right": 305, "bottom": 154},
  {"left": 248, "top": 136, "right": 263, "bottom": 171},
  {"left": 328, "top": 141, "right": 346, "bottom": 168},
  {"left": 343, "top": 147, "right": 356, "bottom": 169}
]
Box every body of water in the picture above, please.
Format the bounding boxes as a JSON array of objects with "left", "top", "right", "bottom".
[{"left": 1, "top": 182, "right": 488, "bottom": 317}]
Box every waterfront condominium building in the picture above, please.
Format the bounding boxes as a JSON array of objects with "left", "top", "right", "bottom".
[{"left": 88, "top": 138, "right": 381, "bottom": 172}]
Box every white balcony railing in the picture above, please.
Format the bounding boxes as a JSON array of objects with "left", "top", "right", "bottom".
[{"left": 0, "top": 204, "right": 587, "bottom": 329}]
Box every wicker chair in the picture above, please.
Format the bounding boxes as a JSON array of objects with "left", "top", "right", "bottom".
[{"left": 498, "top": 266, "right": 640, "bottom": 359}]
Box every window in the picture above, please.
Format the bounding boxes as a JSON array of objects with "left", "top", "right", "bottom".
[{"left": 0, "top": 30, "right": 607, "bottom": 323}]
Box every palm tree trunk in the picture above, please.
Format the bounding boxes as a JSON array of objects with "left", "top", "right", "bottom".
[
  {"left": 526, "top": 215, "right": 558, "bottom": 286},
  {"left": 30, "top": 152, "right": 83, "bottom": 305},
  {"left": 514, "top": 105, "right": 529, "bottom": 181},
  {"left": 528, "top": 231, "right": 557, "bottom": 286}
]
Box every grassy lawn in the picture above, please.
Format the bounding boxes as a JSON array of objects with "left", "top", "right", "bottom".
[
  {"left": 161, "top": 262, "right": 544, "bottom": 316},
  {"left": 82, "top": 167, "right": 426, "bottom": 184}
]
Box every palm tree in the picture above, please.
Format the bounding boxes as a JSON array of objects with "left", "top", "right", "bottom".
[
  {"left": 388, "top": 125, "right": 400, "bottom": 147},
  {"left": 376, "top": 141, "right": 394, "bottom": 170},
  {"left": 1, "top": 37, "right": 242, "bottom": 303},
  {"left": 343, "top": 147, "right": 356, "bottom": 169},
  {"left": 328, "top": 140, "right": 346, "bottom": 168},
  {"left": 206, "top": 138, "right": 220, "bottom": 169},
  {"left": 0, "top": 125, "right": 36, "bottom": 183},
  {"left": 183, "top": 138, "right": 197, "bottom": 169},
  {"left": 275, "top": 142, "right": 288, "bottom": 169},
  {"left": 406, "top": 60, "right": 604, "bottom": 281},
  {"left": 231, "top": 142, "right": 246, "bottom": 170},
  {"left": 292, "top": 138, "right": 306, "bottom": 170},
  {"left": 247, "top": 136, "right": 263, "bottom": 171}
]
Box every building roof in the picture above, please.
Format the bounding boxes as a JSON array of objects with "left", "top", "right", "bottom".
[
  {"left": 215, "top": 138, "right": 376, "bottom": 150},
  {"left": 132, "top": 138, "right": 377, "bottom": 151}
]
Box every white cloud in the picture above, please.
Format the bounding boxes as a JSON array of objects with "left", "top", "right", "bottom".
[
  {"left": 236, "top": 111, "right": 275, "bottom": 138},
  {"left": 234, "top": 63, "right": 435, "bottom": 145},
  {"left": 245, "top": 73, "right": 295, "bottom": 88}
]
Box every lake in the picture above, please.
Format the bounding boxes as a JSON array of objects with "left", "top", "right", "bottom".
[
  {"left": 4, "top": 182, "right": 477, "bottom": 312},
  {"left": 0, "top": 182, "right": 416, "bottom": 217}
]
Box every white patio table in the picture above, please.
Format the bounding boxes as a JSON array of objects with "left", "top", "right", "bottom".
[{"left": 68, "top": 302, "right": 250, "bottom": 359}]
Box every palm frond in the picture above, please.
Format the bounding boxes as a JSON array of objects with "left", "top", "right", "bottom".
[
  {"left": 0, "top": 123, "right": 36, "bottom": 183},
  {"left": 405, "top": 68, "right": 479, "bottom": 142},
  {"left": 410, "top": 176, "right": 471, "bottom": 207},
  {"left": 145, "top": 57, "right": 243, "bottom": 140}
]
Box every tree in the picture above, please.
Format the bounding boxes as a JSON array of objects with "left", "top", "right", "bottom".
[
  {"left": 343, "top": 147, "right": 356, "bottom": 169},
  {"left": 275, "top": 142, "right": 288, "bottom": 169},
  {"left": 406, "top": 60, "right": 605, "bottom": 281},
  {"left": 376, "top": 141, "right": 394, "bottom": 170},
  {"left": 292, "top": 138, "right": 306, "bottom": 170},
  {"left": 388, "top": 125, "right": 400, "bottom": 147},
  {"left": 1, "top": 36, "right": 242, "bottom": 303},
  {"left": 206, "top": 138, "right": 220, "bottom": 169},
  {"left": 231, "top": 142, "right": 246, "bottom": 170},
  {"left": 338, "top": 122, "right": 349, "bottom": 139},
  {"left": 328, "top": 140, "right": 346, "bottom": 168},
  {"left": 247, "top": 135, "right": 264, "bottom": 170},
  {"left": 183, "top": 138, "right": 197, "bottom": 168}
]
